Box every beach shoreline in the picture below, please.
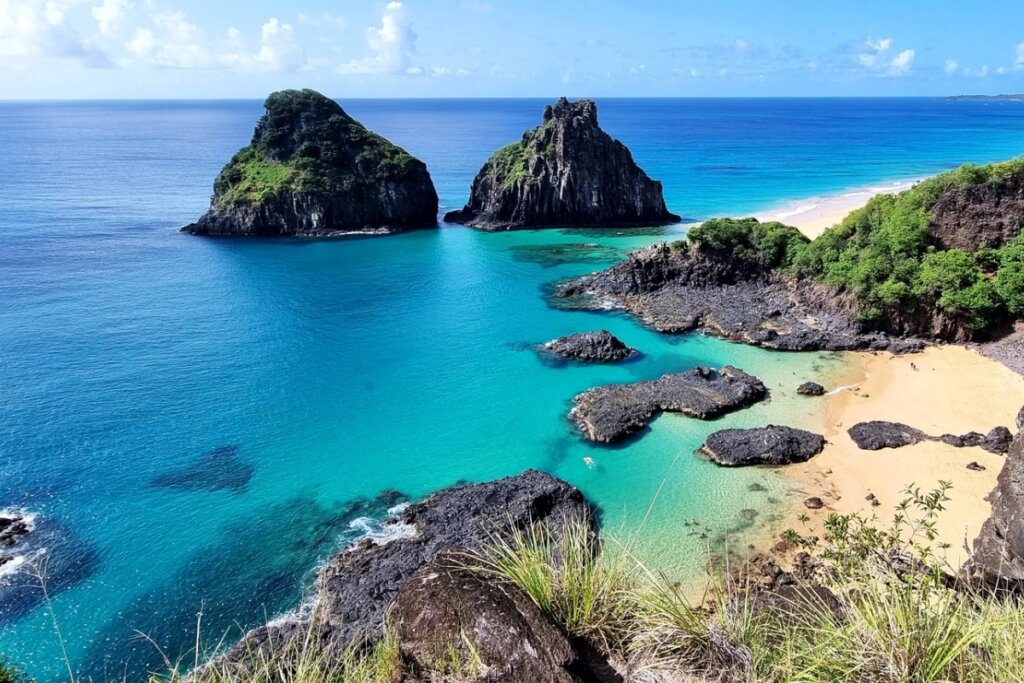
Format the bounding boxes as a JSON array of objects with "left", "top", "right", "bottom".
[
  {"left": 756, "top": 346, "right": 1024, "bottom": 568},
  {"left": 754, "top": 177, "right": 922, "bottom": 239}
]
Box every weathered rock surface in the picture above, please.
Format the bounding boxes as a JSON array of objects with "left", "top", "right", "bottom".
[
  {"left": 796, "top": 381, "right": 826, "bottom": 396},
  {"left": 184, "top": 89, "right": 438, "bottom": 236},
  {"left": 570, "top": 366, "right": 767, "bottom": 444},
  {"left": 556, "top": 241, "right": 925, "bottom": 352},
  {"left": 970, "top": 433, "right": 1024, "bottom": 587},
  {"left": 982, "top": 426, "right": 1014, "bottom": 454},
  {"left": 543, "top": 330, "right": 636, "bottom": 362},
  {"left": 0, "top": 514, "right": 29, "bottom": 549},
  {"left": 392, "top": 551, "right": 584, "bottom": 683},
  {"left": 700, "top": 426, "right": 825, "bottom": 467},
  {"left": 848, "top": 421, "right": 927, "bottom": 450},
  {"left": 445, "top": 98, "right": 679, "bottom": 230},
  {"left": 930, "top": 173, "right": 1024, "bottom": 252},
  {"left": 218, "top": 470, "right": 592, "bottom": 666}
]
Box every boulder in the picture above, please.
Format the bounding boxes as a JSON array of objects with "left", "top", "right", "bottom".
[
  {"left": 699, "top": 426, "right": 825, "bottom": 467},
  {"left": 543, "top": 330, "right": 636, "bottom": 363},
  {"left": 796, "top": 382, "right": 826, "bottom": 396},
  {"left": 847, "top": 421, "right": 927, "bottom": 450},
  {"left": 570, "top": 366, "right": 767, "bottom": 444},
  {"left": 391, "top": 551, "right": 583, "bottom": 683},
  {"left": 184, "top": 89, "right": 438, "bottom": 236},
  {"left": 445, "top": 98, "right": 678, "bottom": 229},
  {"left": 982, "top": 427, "right": 1014, "bottom": 454},
  {"left": 218, "top": 471, "right": 593, "bottom": 665},
  {"left": 803, "top": 497, "right": 825, "bottom": 510}
]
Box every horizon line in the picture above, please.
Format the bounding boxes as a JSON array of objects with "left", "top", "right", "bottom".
[{"left": 0, "top": 94, "right": 1009, "bottom": 103}]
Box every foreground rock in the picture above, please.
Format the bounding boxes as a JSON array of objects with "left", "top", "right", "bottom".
[
  {"left": 970, "top": 432, "right": 1024, "bottom": 587},
  {"left": 445, "top": 98, "right": 679, "bottom": 230},
  {"left": 570, "top": 366, "right": 767, "bottom": 444},
  {"left": 848, "top": 421, "right": 927, "bottom": 450},
  {"left": 543, "top": 330, "right": 636, "bottom": 362},
  {"left": 392, "top": 551, "right": 584, "bottom": 683},
  {"left": 218, "top": 471, "right": 592, "bottom": 666},
  {"left": 557, "top": 241, "right": 923, "bottom": 352},
  {"left": 797, "top": 382, "right": 826, "bottom": 396},
  {"left": 700, "top": 426, "right": 825, "bottom": 467},
  {"left": 0, "top": 514, "right": 29, "bottom": 551},
  {"left": 184, "top": 89, "right": 438, "bottom": 236}
]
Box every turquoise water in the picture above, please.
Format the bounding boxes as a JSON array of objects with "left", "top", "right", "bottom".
[{"left": 3, "top": 98, "right": 1024, "bottom": 681}]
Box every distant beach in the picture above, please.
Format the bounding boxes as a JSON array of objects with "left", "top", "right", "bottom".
[{"left": 756, "top": 177, "right": 922, "bottom": 238}]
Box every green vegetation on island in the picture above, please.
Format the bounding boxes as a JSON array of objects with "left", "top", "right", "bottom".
[{"left": 685, "top": 159, "right": 1024, "bottom": 334}]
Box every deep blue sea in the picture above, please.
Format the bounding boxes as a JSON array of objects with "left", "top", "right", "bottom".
[{"left": 3, "top": 98, "right": 1024, "bottom": 681}]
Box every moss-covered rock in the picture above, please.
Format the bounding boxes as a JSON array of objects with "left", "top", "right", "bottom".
[{"left": 184, "top": 89, "right": 438, "bottom": 236}]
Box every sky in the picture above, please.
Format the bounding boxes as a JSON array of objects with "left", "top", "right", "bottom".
[{"left": 2, "top": 0, "right": 1024, "bottom": 99}]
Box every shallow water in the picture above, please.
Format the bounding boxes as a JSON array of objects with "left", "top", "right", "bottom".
[{"left": 3, "top": 98, "right": 1024, "bottom": 680}]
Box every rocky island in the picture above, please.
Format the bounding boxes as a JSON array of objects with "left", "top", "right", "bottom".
[
  {"left": 444, "top": 97, "right": 679, "bottom": 229},
  {"left": 557, "top": 159, "right": 1024, "bottom": 353},
  {"left": 542, "top": 330, "right": 636, "bottom": 362},
  {"left": 184, "top": 89, "right": 438, "bottom": 236}
]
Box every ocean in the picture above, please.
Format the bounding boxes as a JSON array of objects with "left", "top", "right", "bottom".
[{"left": 2, "top": 97, "right": 1024, "bottom": 681}]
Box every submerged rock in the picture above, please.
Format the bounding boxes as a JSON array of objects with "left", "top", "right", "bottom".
[
  {"left": 543, "top": 330, "right": 636, "bottom": 363},
  {"left": 217, "top": 471, "right": 592, "bottom": 667},
  {"left": 797, "top": 381, "right": 826, "bottom": 396},
  {"left": 445, "top": 98, "right": 679, "bottom": 230},
  {"left": 150, "top": 444, "right": 254, "bottom": 494},
  {"left": 184, "top": 89, "right": 438, "bottom": 236},
  {"left": 392, "top": 551, "right": 584, "bottom": 683},
  {"left": 847, "top": 421, "right": 927, "bottom": 450},
  {"left": 570, "top": 366, "right": 767, "bottom": 444},
  {"left": 700, "top": 426, "right": 825, "bottom": 467}
]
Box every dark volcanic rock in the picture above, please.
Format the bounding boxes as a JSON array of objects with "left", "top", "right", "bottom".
[
  {"left": 967, "top": 461, "right": 986, "bottom": 471},
  {"left": 848, "top": 421, "right": 927, "bottom": 450},
  {"left": 150, "top": 444, "right": 254, "bottom": 494},
  {"left": 392, "top": 551, "right": 583, "bottom": 683},
  {"left": 700, "top": 426, "right": 826, "bottom": 467},
  {"left": 930, "top": 173, "right": 1024, "bottom": 252},
  {"left": 570, "top": 366, "right": 767, "bottom": 444},
  {"left": 797, "top": 381, "right": 826, "bottom": 396},
  {"left": 184, "top": 89, "right": 438, "bottom": 236},
  {"left": 219, "top": 471, "right": 592, "bottom": 666},
  {"left": 543, "top": 330, "right": 636, "bottom": 363},
  {"left": 0, "top": 514, "right": 29, "bottom": 548},
  {"left": 445, "top": 98, "right": 679, "bottom": 230},
  {"left": 556, "top": 241, "right": 904, "bottom": 352},
  {"left": 982, "top": 426, "right": 1014, "bottom": 454},
  {"left": 803, "top": 497, "right": 825, "bottom": 510},
  {"left": 970, "top": 433, "right": 1024, "bottom": 587}
]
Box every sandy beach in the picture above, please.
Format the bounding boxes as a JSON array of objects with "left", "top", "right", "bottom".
[
  {"left": 769, "top": 346, "right": 1024, "bottom": 568},
  {"left": 756, "top": 178, "right": 920, "bottom": 239}
]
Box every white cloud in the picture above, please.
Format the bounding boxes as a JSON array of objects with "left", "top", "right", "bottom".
[
  {"left": 339, "top": 1, "right": 419, "bottom": 75},
  {"left": 92, "top": 0, "right": 132, "bottom": 37},
  {"left": 1016, "top": 42, "right": 1024, "bottom": 70},
  {"left": 220, "top": 17, "right": 303, "bottom": 72},
  {"left": 997, "top": 65, "right": 1007, "bottom": 75},
  {"left": 0, "top": 0, "right": 113, "bottom": 66},
  {"left": 430, "top": 65, "right": 450, "bottom": 77},
  {"left": 857, "top": 37, "right": 913, "bottom": 76},
  {"left": 127, "top": 11, "right": 209, "bottom": 68},
  {"left": 945, "top": 59, "right": 958, "bottom": 74},
  {"left": 734, "top": 38, "right": 748, "bottom": 54}
]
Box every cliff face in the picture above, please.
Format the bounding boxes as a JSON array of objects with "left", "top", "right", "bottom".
[
  {"left": 184, "top": 89, "right": 438, "bottom": 236},
  {"left": 930, "top": 172, "right": 1024, "bottom": 252},
  {"left": 445, "top": 98, "right": 679, "bottom": 230}
]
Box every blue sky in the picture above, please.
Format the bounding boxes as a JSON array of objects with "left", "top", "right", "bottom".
[{"left": 2, "top": 0, "right": 1024, "bottom": 99}]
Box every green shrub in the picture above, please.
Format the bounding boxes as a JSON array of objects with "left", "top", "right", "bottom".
[{"left": 688, "top": 217, "right": 809, "bottom": 269}]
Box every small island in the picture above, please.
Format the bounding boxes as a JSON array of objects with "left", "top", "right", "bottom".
[
  {"left": 183, "top": 89, "right": 438, "bottom": 237},
  {"left": 444, "top": 97, "right": 679, "bottom": 230}
]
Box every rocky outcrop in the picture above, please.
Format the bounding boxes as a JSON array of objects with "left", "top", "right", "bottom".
[
  {"left": 556, "top": 241, "right": 924, "bottom": 352},
  {"left": 850, "top": 421, "right": 1013, "bottom": 453},
  {"left": 445, "top": 98, "right": 679, "bottom": 230},
  {"left": 570, "top": 366, "right": 767, "bottom": 444},
  {"left": 930, "top": 173, "right": 1024, "bottom": 252},
  {"left": 700, "top": 426, "right": 825, "bottom": 467},
  {"left": 391, "top": 551, "right": 585, "bottom": 683},
  {"left": 184, "top": 89, "right": 438, "bottom": 236},
  {"left": 797, "top": 382, "right": 826, "bottom": 396},
  {"left": 543, "top": 330, "right": 636, "bottom": 362},
  {"left": 0, "top": 514, "right": 29, "bottom": 551},
  {"left": 217, "top": 471, "right": 592, "bottom": 667},
  {"left": 848, "top": 421, "right": 927, "bottom": 450},
  {"left": 969, "top": 433, "right": 1024, "bottom": 588}
]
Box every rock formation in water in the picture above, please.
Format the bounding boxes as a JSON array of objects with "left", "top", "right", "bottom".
[
  {"left": 569, "top": 366, "right": 767, "bottom": 444},
  {"left": 700, "top": 426, "right": 826, "bottom": 467},
  {"left": 184, "top": 89, "right": 438, "bottom": 236},
  {"left": 542, "top": 330, "right": 636, "bottom": 362},
  {"left": 444, "top": 98, "right": 679, "bottom": 230},
  {"left": 214, "top": 470, "right": 592, "bottom": 670},
  {"left": 797, "top": 381, "right": 826, "bottom": 396}
]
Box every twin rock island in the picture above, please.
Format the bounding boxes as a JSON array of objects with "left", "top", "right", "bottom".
[{"left": 183, "top": 88, "right": 677, "bottom": 236}]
